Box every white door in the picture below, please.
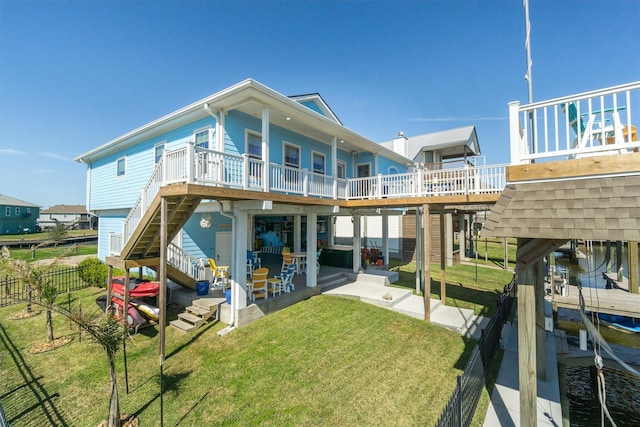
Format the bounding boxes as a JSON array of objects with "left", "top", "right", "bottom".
[{"left": 215, "top": 232, "right": 233, "bottom": 266}]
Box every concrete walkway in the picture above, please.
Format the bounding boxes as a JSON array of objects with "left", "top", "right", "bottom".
[
  {"left": 483, "top": 316, "right": 563, "bottom": 427},
  {"left": 321, "top": 270, "right": 490, "bottom": 341}
]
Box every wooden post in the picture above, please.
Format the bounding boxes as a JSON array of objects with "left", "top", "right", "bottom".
[
  {"left": 517, "top": 239, "right": 537, "bottom": 427},
  {"left": 158, "top": 196, "right": 168, "bottom": 427},
  {"left": 415, "top": 208, "right": 422, "bottom": 294},
  {"left": 439, "top": 209, "right": 446, "bottom": 304},
  {"left": 535, "top": 259, "right": 546, "bottom": 379},
  {"left": 628, "top": 241, "right": 639, "bottom": 294},
  {"left": 106, "top": 265, "right": 114, "bottom": 315},
  {"left": 503, "top": 237, "right": 509, "bottom": 270},
  {"left": 423, "top": 204, "right": 431, "bottom": 322}
]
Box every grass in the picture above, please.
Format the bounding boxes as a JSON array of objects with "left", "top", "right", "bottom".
[
  {"left": 6, "top": 245, "right": 97, "bottom": 262},
  {"left": 390, "top": 261, "right": 515, "bottom": 317},
  {"left": 0, "top": 258, "right": 512, "bottom": 426},
  {"left": 0, "top": 229, "right": 98, "bottom": 243}
]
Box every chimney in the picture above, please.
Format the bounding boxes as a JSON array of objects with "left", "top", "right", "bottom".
[{"left": 392, "top": 131, "right": 408, "bottom": 156}]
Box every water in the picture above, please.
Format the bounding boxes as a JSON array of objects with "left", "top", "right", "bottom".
[
  {"left": 554, "top": 243, "right": 640, "bottom": 425},
  {"left": 566, "top": 366, "right": 640, "bottom": 427}
]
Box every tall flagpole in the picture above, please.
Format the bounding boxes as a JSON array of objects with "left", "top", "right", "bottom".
[{"left": 524, "top": 0, "right": 533, "bottom": 104}]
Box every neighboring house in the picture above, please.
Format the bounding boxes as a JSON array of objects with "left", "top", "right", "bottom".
[
  {"left": 335, "top": 126, "right": 484, "bottom": 265},
  {"left": 75, "top": 78, "right": 504, "bottom": 327},
  {"left": 0, "top": 195, "right": 40, "bottom": 235},
  {"left": 38, "top": 204, "right": 97, "bottom": 230}
]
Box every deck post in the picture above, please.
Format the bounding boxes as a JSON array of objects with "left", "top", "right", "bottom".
[
  {"left": 509, "top": 101, "right": 525, "bottom": 165},
  {"left": 423, "top": 204, "right": 431, "bottom": 322},
  {"left": 353, "top": 214, "right": 361, "bottom": 273},
  {"left": 306, "top": 210, "right": 318, "bottom": 288},
  {"left": 415, "top": 208, "right": 422, "bottom": 294},
  {"left": 535, "top": 259, "right": 547, "bottom": 379},
  {"left": 628, "top": 241, "right": 638, "bottom": 294},
  {"left": 517, "top": 238, "right": 537, "bottom": 427},
  {"left": 445, "top": 212, "right": 453, "bottom": 267},
  {"left": 159, "top": 197, "right": 167, "bottom": 361},
  {"left": 381, "top": 213, "right": 389, "bottom": 267},
  {"left": 439, "top": 209, "right": 446, "bottom": 304},
  {"left": 459, "top": 213, "right": 467, "bottom": 261},
  {"left": 261, "top": 106, "right": 270, "bottom": 192}
]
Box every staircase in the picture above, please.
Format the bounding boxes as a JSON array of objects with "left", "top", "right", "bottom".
[{"left": 169, "top": 297, "right": 226, "bottom": 332}]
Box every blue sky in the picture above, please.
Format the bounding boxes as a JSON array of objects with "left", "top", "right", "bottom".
[{"left": 1, "top": 0, "right": 638, "bottom": 209}]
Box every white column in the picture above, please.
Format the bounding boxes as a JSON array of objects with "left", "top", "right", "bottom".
[
  {"left": 262, "top": 106, "right": 270, "bottom": 192},
  {"left": 353, "top": 214, "right": 361, "bottom": 273},
  {"left": 382, "top": 213, "right": 389, "bottom": 266},
  {"left": 459, "top": 213, "right": 467, "bottom": 261},
  {"left": 232, "top": 211, "right": 248, "bottom": 313},
  {"left": 329, "top": 216, "right": 335, "bottom": 246},
  {"left": 446, "top": 212, "right": 454, "bottom": 267},
  {"left": 306, "top": 211, "right": 318, "bottom": 287},
  {"left": 331, "top": 136, "right": 338, "bottom": 199},
  {"left": 217, "top": 112, "right": 226, "bottom": 183},
  {"left": 509, "top": 101, "right": 525, "bottom": 165}
]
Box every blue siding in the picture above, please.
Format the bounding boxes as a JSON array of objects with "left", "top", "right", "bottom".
[
  {"left": 182, "top": 213, "right": 232, "bottom": 260},
  {"left": 88, "top": 117, "right": 216, "bottom": 211},
  {"left": 298, "top": 100, "right": 324, "bottom": 116},
  {"left": 377, "top": 156, "right": 408, "bottom": 175},
  {"left": 97, "top": 215, "right": 126, "bottom": 261}
]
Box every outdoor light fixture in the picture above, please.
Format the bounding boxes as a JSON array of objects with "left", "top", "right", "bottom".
[{"left": 200, "top": 212, "right": 212, "bottom": 229}]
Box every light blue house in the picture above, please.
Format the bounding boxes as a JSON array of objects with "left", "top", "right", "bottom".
[{"left": 75, "top": 79, "right": 430, "bottom": 325}]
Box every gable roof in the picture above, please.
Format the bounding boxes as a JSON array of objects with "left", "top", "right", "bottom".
[
  {"left": 41, "top": 204, "right": 89, "bottom": 214},
  {"left": 75, "top": 79, "right": 411, "bottom": 167},
  {"left": 380, "top": 126, "right": 480, "bottom": 161},
  {"left": 288, "top": 93, "right": 342, "bottom": 125},
  {"left": 0, "top": 194, "right": 40, "bottom": 208}
]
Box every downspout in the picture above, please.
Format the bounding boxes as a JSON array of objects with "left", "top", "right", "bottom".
[{"left": 216, "top": 201, "right": 237, "bottom": 328}]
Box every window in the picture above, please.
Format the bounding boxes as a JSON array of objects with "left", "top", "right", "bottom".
[
  {"left": 388, "top": 166, "right": 399, "bottom": 174},
  {"left": 337, "top": 161, "right": 346, "bottom": 179},
  {"left": 15, "top": 207, "right": 20, "bottom": 216},
  {"left": 195, "top": 129, "right": 210, "bottom": 149},
  {"left": 154, "top": 143, "right": 165, "bottom": 164},
  {"left": 247, "top": 132, "right": 262, "bottom": 159},
  {"left": 284, "top": 143, "right": 300, "bottom": 168},
  {"left": 26, "top": 208, "right": 30, "bottom": 214},
  {"left": 117, "top": 157, "right": 126, "bottom": 177},
  {"left": 312, "top": 152, "right": 325, "bottom": 174},
  {"left": 5, "top": 207, "right": 9, "bottom": 216},
  {"left": 357, "top": 163, "right": 370, "bottom": 178}
]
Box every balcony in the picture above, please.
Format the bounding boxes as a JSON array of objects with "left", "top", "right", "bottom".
[{"left": 509, "top": 81, "right": 640, "bottom": 164}]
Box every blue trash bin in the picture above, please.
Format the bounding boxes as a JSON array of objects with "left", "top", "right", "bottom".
[
  {"left": 225, "top": 289, "right": 231, "bottom": 305},
  {"left": 195, "top": 280, "right": 209, "bottom": 296}
]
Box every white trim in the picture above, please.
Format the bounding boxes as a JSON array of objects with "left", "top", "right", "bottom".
[
  {"left": 116, "top": 157, "right": 126, "bottom": 177},
  {"left": 356, "top": 162, "right": 371, "bottom": 177},
  {"left": 337, "top": 160, "right": 346, "bottom": 179},
  {"left": 193, "top": 126, "right": 212, "bottom": 148},
  {"left": 388, "top": 166, "right": 399, "bottom": 174},
  {"left": 283, "top": 141, "right": 301, "bottom": 168},
  {"left": 153, "top": 141, "right": 166, "bottom": 164},
  {"left": 311, "top": 150, "right": 326, "bottom": 175},
  {"left": 246, "top": 130, "right": 262, "bottom": 159}
]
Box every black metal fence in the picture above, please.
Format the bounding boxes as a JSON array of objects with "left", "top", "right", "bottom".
[
  {"left": 0, "top": 265, "right": 91, "bottom": 308},
  {"left": 436, "top": 276, "right": 517, "bottom": 427}
]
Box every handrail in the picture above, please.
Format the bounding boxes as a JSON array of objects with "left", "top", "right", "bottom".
[
  {"left": 510, "top": 81, "right": 640, "bottom": 164},
  {"left": 167, "top": 243, "right": 205, "bottom": 281},
  {"left": 118, "top": 142, "right": 508, "bottom": 250}
]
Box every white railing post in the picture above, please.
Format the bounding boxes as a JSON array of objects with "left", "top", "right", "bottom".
[
  {"left": 416, "top": 168, "right": 423, "bottom": 196},
  {"left": 303, "top": 168, "right": 309, "bottom": 197},
  {"left": 187, "top": 141, "right": 195, "bottom": 183},
  {"left": 377, "top": 174, "right": 383, "bottom": 199},
  {"left": 509, "top": 101, "right": 526, "bottom": 165},
  {"left": 242, "top": 154, "right": 249, "bottom": 190},
  {"left": 464, "top": 165, "right": 470, "bottom": 195}
]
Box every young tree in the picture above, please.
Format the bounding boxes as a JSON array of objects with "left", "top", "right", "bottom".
[
  {"left": 47, "top": 222, "right": 69, "bottom": 248},
  {"left": 64, "top": 306, "right": 126, "bottom": 427}
]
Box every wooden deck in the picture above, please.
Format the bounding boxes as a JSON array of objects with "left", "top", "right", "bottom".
[{"left": 553, "top": 285, "right": 640, "bottom": 317}]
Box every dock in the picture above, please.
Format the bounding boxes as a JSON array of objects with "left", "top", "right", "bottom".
[
  {"left": 553, "top": 286, "right": 640, "bottom": 318},
  {"left": 602, "top": 271, "right": 629, "bottom": 292}
]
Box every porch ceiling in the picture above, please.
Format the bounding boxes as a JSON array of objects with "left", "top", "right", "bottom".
[{"left": 482, "top": 175, "right": 640, "bottom": 241}]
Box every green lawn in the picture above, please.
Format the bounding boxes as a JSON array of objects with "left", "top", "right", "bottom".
[{"left": 0, "top": 259, "right": 511, "bottom": 426}]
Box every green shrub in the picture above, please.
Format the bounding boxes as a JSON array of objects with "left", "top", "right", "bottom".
[{"left": 77, "top": 258, "right": 108, "bottom": 288}]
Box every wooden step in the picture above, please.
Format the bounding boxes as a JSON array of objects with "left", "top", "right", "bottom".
[
  {"left": 186, "top": 305, "right": 212, "bottom": 317},
  {"left": 178, "top": 312, "right": 205, "bottom": 325},
  {"left": 169, "top": 319, "right": 197, "bottom": 332},
  {"left": 194, "top": 297, "right": 226, "bottom": 310}
]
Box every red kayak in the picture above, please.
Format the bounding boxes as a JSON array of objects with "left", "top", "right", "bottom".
[{"left": 110, "top": 277, "right": 160, "bottom": 297}]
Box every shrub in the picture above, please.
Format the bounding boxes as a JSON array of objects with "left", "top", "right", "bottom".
[{"left": 77, "top": 258, "right": 108, "bottom": 288}]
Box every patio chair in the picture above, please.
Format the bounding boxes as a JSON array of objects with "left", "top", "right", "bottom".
[
  {"left": 248, "top": 268, "right": 269, "bottom": 302},
  {"left": 268, "top": 262, "right": 296, "bottom": 295},
  {"left": 563, "top": 101, "right": 630, "bottom": 153},
  {"left": 208, "top": 258, "right": 229, "bottom": 291},
  {"left": 246, "top": 250, "right": 261, "bottom": 278}
]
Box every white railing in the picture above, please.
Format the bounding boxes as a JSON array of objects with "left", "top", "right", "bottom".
[
  {"left": 109, "top": 232, "right": 123, "bottom": 256},
  {"left": 510, "top": 81, "right": 640, "bottom": 164},
  {"left": 167, "top": 243, "right": 206, "bottom": 281},
  {"left": 347, "top": 164, "right": 506, "bottom": 200},
  {"left": 118, "top": 141, "right": 507, "bottom": 250},
  {"left": 270, "top": 164, "right": 305, "bottom": 195}
]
